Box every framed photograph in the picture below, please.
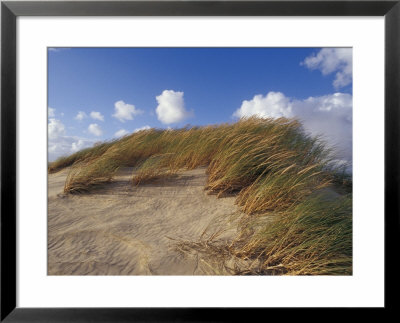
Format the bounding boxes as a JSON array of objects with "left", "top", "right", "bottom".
[{"left": 1, "top": 0, "right": 398, "bottom": 321}]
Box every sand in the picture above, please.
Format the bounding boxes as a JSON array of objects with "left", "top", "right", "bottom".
[{"left": 48, "top": 167, "right": 241, "bottom": 275}]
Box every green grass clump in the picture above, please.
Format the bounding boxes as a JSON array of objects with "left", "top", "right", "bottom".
[
  {"left": 132, "top": 153, "right": 177, "bottom": 185},
  {"left": 49, "top": 117, "right": 352, "bottom": 275},
  {"left": 231, "top": 194, "right": 352, "bottom": 275},
  {"left": 63, "top": 157, "right": 120, "bottom": 194}
]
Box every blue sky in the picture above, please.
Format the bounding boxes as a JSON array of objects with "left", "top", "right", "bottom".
[{"left": 48, "top": 47, "right": 352, "bottom": 163}]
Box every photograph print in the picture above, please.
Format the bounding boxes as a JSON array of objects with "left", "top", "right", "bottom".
[{"left": 48, "top": 47, "right": 352, "bottom": 275}]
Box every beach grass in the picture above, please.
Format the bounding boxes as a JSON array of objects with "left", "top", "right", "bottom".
[
  {"left": 231, "top": 194, "right": 352, "bottom": 275},
  {"left": 49, "top": 117, "right": 352, "bottom": 275}
]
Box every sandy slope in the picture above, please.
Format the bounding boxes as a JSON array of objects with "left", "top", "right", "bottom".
[{"left": 48, "top": 167, "right": 241, "bottom": 275}]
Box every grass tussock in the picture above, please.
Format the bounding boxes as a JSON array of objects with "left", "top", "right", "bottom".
[
  {"left": 63, "top": 157, "right": 120, "bottom": 194},
  {"left": 230, "top": 194, "right": 352, "bottom": 275},
  {"left": 132, "top": 154, "right": 178, "bottom": 185},
  {"left": 49, "top": 117, "right": 352, "bottom": 275}
]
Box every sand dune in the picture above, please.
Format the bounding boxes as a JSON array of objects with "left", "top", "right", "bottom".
[{"left": 48, "top": 167, "right": 241, "bottom": 275}]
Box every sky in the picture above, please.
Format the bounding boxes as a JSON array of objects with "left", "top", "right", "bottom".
[{"left": 48, "top": 47, "right": 352, "bottom": 165}]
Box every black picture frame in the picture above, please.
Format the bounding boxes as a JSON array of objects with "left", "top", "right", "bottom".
[{"left": 1, "top": 0, "right": 399, "bottom": 321}]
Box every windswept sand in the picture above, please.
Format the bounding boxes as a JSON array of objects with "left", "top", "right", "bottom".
[{"left": 48, "top": 167, "right": 242, "bottom": 275}]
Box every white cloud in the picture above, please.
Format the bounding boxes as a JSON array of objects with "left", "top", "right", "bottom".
[
  {"left": 71, "top": 139, "right": 86, "bottom": 153},
  {"left": 233, "top": 92, "right": 292, "bottom": 119},
  {"left": 114, "top": 129, "right": 129, "bottom": 138},
  {"left": 134, "top": 125, "right": 151, "bottom": 133},
  {"left": 302, "top": 48, "right": 352, "bottom": 89},
  {"left": 49, "top": 136, "right": 94, "bottom": 161},
  {"left": 233, "top": 91, "right": 352, "bottom": 163},
  {"left": 48, "top": 118, "right": 94, "bottom": 161},
  {"left": 112, "top": 100, "right": 143, "bottom": 122},
  {"left": 48, "top": 107, "right": 56, "bottom": 117},
  {"left": 75, "top": 111, "right": 87, "bottom": 121},
  {"left": 48, "top": 118, "right": 65, "bottom": 140},
  {"left": 88, "top": 123, "right": 103, "bottom": 137},
  {"left": 156, "top": 90, "right": 193, "bottom": 124},
  {"left": 90, "top": 111, "right": 104, "bottom": 121},
  {"left": 114, "top": 126, "right": 151, "bottom": 138}
]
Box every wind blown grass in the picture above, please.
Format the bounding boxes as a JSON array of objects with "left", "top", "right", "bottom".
[{"left": 49, "top": 117, "right": 352, "bottom": 275}]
